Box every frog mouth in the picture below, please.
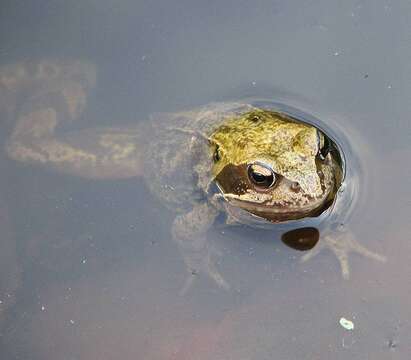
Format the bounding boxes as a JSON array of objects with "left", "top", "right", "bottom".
[{"left": 221, "top": 192, "right": 333, "bottom": 222}]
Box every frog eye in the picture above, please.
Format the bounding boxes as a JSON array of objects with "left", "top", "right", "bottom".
[
  {"left": 250, "top": 115, "right": 260, "bottom": 122},
  {"left": 213, "top": 146, "right": 221, "bottom": 162},
  {"left": 317, "top": 131, "right": 331, "bottom": 160},
  {"left": 247, "top": 163, "right": 276, "bottom": 189}
]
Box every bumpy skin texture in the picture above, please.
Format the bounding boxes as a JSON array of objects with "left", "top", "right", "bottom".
[
  {"left": 2, "top": 59, "right": 385, "bottom": 292},
  {"left": 209, "top": 110, "right": 341, "bottom": 222},
  {"left": 211, "top": 110, "right": 324, "bottom": 193}
]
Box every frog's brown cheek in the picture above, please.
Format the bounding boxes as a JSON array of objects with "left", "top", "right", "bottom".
[{"left": 215, "top": 164, "right": 251, "bottom": 196}]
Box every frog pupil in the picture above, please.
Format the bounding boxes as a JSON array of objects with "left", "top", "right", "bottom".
[{"left": 252, "top": 172, "right": 268, "bottom": 183}]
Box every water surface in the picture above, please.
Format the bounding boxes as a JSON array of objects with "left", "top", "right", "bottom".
[{"left": 1, "top": 0, "right": 410, "bottom": 359}]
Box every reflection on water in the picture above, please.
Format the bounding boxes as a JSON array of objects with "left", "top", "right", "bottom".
[{"left": 1, "top": 0, "right": 411, "bottom": 359}]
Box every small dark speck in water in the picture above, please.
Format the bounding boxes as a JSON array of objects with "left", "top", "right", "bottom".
[{"left": 387, "top": 339, "right": 399, "bottom": 349}]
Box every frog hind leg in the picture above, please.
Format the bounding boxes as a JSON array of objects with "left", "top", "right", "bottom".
[
  {"left": 4, "top": 60, "right": 144, "bottom": 180},
  {"left": 300, "top": 230, "right": 386, "bottom": 279},
  {"left": 172, "top": 202, "right": 230, "bottom": 295}
]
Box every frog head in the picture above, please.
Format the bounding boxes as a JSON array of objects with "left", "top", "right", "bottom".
[{"left": 210, "top": 109, "right": 343, "bottom": 222}]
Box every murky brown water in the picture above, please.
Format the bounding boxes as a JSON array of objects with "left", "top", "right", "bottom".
[{"left": 1, "top": 1, "right": 410, "bottom": 359}]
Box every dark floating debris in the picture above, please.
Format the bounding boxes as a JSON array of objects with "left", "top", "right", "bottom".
[{"left": 281, "top": 227, "right": 320, "bottom": 251}]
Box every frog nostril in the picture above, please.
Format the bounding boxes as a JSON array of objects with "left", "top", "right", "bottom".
[{"left": 290, "top": 182, "right": 300, "bottom": 191}]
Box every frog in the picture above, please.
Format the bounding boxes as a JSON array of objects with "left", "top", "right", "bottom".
[{"left": 1, "top": 59, "right": 385, "bottom": 292}]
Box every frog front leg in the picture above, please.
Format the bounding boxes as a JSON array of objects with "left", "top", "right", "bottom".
[
  {"left": 4, "top": 60, "right": 143, "bottom": 180},
  {"left": 172, "top": 202, "right": 229, "bottom": 294},
  {"left": 300, "top": 229, "right": 386, "bottom": 279}
]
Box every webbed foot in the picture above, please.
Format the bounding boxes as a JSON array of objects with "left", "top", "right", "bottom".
[
  {"left": 180, "top": 245, "right": 230, "bottom": 295},
  {"left": 300, "top": 231, "right": 386, "bottom": 279}
]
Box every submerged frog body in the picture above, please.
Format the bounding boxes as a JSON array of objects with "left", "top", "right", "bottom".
[{"left": 2, "top": 59, "right": 385, "bottom": 291}]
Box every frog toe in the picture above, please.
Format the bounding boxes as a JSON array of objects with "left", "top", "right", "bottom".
[
  {"left": 179, "top": 264, "right": 229, "bottom": 296},
  {"left": 185, "top": 252, "right": 230, "bottom": 294},
  {"left": 300, "top": 243, "right": 323, "bottom": 263},
  {"left": 300, "top": 233, "right": 386, "bottom": 279},
  {"left": 205, "top": 262, "right": 230, "bottom": 291}
]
